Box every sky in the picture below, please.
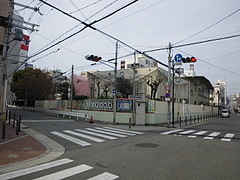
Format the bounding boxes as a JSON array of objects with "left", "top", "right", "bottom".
[{"left": 14, "top": 0, "right": 240, "bottom": 96}]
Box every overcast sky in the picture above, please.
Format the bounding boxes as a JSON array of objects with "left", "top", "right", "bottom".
[{"left": 15, "top": 0, "right": 240, "bottom": 96}]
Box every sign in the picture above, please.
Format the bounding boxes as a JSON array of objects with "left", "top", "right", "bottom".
[
  {"left": 165, "top": 93, "right": 171, "bottom": 98},
  {"left": 128, "top": 95, "right": 143, "bottom": 100},
  {"left": 112, "top": 89, "right": 116, "bottom": 94},
  {"left": 174, "top": 54, "right": 182, "bottom": 62},
  {"left": 165, "top": 85, "right": 170, "bottom": 91},
  {"left": 21, "top": 34, "right": 30, "bottom": 51}
]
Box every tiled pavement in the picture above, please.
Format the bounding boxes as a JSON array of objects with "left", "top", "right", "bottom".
[{"left": 0, "top": 122, "right": 46, "bottom": 166}]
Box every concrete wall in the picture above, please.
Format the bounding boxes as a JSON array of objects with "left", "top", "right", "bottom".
[{"left": 35, "top": 99, "right": 218, "bottom": 125}]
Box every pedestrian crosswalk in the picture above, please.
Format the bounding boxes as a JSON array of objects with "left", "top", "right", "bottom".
[
  {"left": 0, "top": 158, "right": 119, "bottom": 180},
  {"left": 161, "top": 129, "right": 236, "bottom": 142},
  {"left": 50, "top": 127, "right": 143, "bottom": 147}
]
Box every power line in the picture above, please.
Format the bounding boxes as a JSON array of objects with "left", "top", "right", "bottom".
[
  {"left": 144, "top": 34, "right": 240, "bottom": 53},
  {"left": 177, "top": 49, "right": 240, "bottom": 76},
  {"left": 174, "top": 8, "right": 240, "bottom": 45}
]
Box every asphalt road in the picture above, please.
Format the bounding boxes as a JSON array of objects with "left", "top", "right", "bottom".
[{"left": 7, "top": 109, "right": 240, "bottom": 180}]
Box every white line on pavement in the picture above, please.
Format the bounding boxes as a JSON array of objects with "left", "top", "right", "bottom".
[{"left": 51, "top": 131, "right": 91, "bottom": 146}]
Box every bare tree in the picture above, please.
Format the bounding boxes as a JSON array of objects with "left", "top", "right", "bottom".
[{"left": 147, "top": 78, "right": 163, "bottom": 100}]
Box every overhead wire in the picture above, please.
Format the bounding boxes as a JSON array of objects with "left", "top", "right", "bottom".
[
  {"left": 174, "top": 8, "right": 240, "bottom": 45},
  {"left": 177, "top": 49, "right": 240, "bottom": 76}
]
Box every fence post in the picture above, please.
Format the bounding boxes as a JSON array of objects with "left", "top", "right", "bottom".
[
  {"left": 1, "top": 114, "right": 6, "bottom": 139},
  {"left": 18, "top": 115, "right": 21, "bottom": 132},
  {"left": 16, "top": 118, "right": 19, "bottom": 135},
  {"left": 185, "top": 116, "right": 187, "bottom": 125},
  {"left": 180, "top": 116, "right": 182, "bottom": 126},
  {"left": 8, "top": 111, "right": 11, "bottom": 125},
  {"left": 13, "top": 113, "right": 15, "bottom": 128},
  {"left": 129, "top": 118, "right": 131, "bottom": 129},
  {"left": 190, "top": 116, "right": 192, "bottom": 124}
]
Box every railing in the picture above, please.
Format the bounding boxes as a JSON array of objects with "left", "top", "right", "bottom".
[
  {"left": 44, "top": 109, "right": 88, "bottom": 121},
  {"left": 175, "top": 114, "right": 216, "bottom": 126},
  {"left": 1, "top": 110, "right": 22, "bottom": 139}
]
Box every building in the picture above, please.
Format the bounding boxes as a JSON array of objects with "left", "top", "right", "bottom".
[
  {"left": 120, "top": 54, "right": 158, "bottom": 70},
  {"left": 211, "top": 80, "right": 227, "bottom": 108},
  {"left": 0, "top": 0, "right": 13, "bottom": 113}
]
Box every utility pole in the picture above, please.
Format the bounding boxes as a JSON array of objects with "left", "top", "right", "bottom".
[
  {"left": 167, "top": 42, "right": 172, "bottom": 128},
  {"left": 113, "top": 41, "right": 118, "bottom": 124},
  {"left": 132, "top": 52, "right": 137, "bottom": 125},
  {"left": 172, "top": 60, "right": 175, "bottom": 127},
  {"left": 70, "top": 65, "right": 74, "bottom": 112}
]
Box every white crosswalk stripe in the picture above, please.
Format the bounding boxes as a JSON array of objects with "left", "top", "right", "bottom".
[
  {"left": 87, "top": 172, "right": 119, "bottom": 180},
  {"left": 179, "top": 130, "right": 196, "bottom": 134},
  {"left": 75, "top": 129, "right": 117, "bottom": 140},
  {"left": 50, "top": 127, "right": 143, "bottom": 147},
  {"left": 94, "top": 127, "right": 136, "bottom": 136},
  {"left": 161, "top": 129, "right": 184, "bottom": 135},
  {"left": 0, "top": 158, "right": 119, "bottom": 180},
  {"left": 32, "top": 164, "right": 93, "bottom": 180},
  {"left": 51, "top": 131, "right": 91, "bottom": 146},
  {"left": 204, "top": 132, "right": 221, "bottom": 140},
  {"left": 85, "top": 128, "right": 127, "bottom": 137},
  {"left": 104, "top": 127, "right": 143, "bottom": 135},
  {"left": 161, "top": 129, "right": 236, "bottom": 142},
  {"left": 0, "top": 158, "right": 73, "bottom": 180},
  {"left": 64, "top": 130, "right": 105, "bottom": 143},
  {"left": 221, "top": 133, "right": 235, "bottom": 142}
]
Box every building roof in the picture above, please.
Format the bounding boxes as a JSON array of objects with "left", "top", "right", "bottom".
[{"left": 181, "top": 76, "right": 214, "bottom": 89}]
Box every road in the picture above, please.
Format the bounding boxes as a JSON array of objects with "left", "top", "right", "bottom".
[{"left": 4, "top": 109, "right": 240, "bottom": 179}]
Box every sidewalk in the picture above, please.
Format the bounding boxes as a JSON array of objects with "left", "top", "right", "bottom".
[
  {"left": 0, "top": 121, "right": 65, "bottom": 174},
  {"left": 0, "top": 121, "right": 45, "bottom": 165}
]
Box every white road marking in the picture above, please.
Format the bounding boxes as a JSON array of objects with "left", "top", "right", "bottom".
[
  {"left": 85, "top": 128, "right": 127, "bottom": 137},
  {"left": 161, "top": 129, "right": 184, "bottom": 135},
  {"left": 193, "top": 131, "right": 208, "bottom": 135},
  {"left": 179, "top": 130, "right": 196, "bottom": 134},
  {"left": 221, "top": 133, "right": 235, "bottom": 142},
  {"left": 94, "top": 127, "right": 136, "bottom": 136},
  {"left": 0, "top": 158, "right": 73, "bottom": 180},
  {"left": 51, "top": 131, "right": 91, "bottom": 146},
  {"left": 87, "top": 172, "right": 119, "bottom": 180},
  {"left": 75, "top": 129, "right": 117, "bottom": 140},
  {"left": 64, "top": 130, "right": 105, "bottom": 143},
  {"left": 204, "top": 132, "right": 221, "bottom": 140},
  {"left": 33, "top": 164, "right": 93, "bottom": 180},
  {"left": 103, "top": 127, "right": 143, "bottom": 134}
]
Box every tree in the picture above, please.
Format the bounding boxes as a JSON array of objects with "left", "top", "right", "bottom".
[
  {"left": 147, "top": 78, "right": 163, "bottom": 100},
  {"left": 57, "top": 82, "right": 70, "bottom": 100},
  {"left": 10, "top": 68, "right": 54, "bottom": 104},
  {"left": 116, "top": 77, "right": 133, "bottom": 98}
]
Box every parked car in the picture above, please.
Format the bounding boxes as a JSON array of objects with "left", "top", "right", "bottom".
[{"left": 221, "top": 109, "right": 230, "bottom": 118}]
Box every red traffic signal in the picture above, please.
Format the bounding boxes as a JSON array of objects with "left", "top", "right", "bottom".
[
  {"left": 85, "top": 55, "right": 102, "bottom": 62},
  {"left": 182, "top": 57, "right": 197, "bottom": 63}
]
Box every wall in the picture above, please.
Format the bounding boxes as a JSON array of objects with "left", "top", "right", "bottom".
[{"left": 35, "top": 99, "right": 218, "bottom": 125}]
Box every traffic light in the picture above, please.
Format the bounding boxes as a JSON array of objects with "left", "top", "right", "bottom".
[
  {"left": 182, "top": 57, "right": 197, "bottom": 63},
  {"left": 85, "top": 55, "right": 102, "bottom": 62}
]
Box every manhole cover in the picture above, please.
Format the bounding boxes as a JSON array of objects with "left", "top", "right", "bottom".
[{"left": 135, "top": 143, "right": 159, "bottom": 148}]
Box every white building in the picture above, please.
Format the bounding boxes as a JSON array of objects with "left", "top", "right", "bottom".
[{"left": 120, "top": 54, "right": 158, "bottom": 70}]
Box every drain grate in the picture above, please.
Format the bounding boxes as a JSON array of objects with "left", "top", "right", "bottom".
[{"left": 135, "top": 143, "right": 159, "bottom": 148}]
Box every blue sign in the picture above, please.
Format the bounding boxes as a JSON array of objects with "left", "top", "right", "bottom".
[
  {"left": 165, "top": 93, "right": 171, "bottom": 98},
  {"left": 174, "top": 54, "right": 183, "bottom": 62}
]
